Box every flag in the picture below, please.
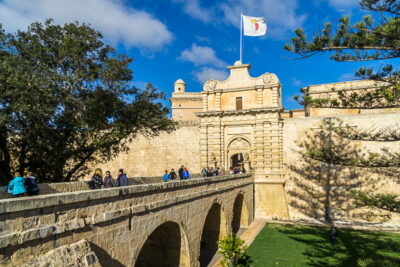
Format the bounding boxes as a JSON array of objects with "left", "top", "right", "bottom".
[{"left": 242, "top": 15, "right": 267, "bottom": 36}]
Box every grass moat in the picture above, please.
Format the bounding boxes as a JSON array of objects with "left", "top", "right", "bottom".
[{"left": 246, "top": 223, "right": 400, "bottom": 267}]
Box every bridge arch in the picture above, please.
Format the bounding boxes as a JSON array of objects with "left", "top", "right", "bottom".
[
  {"left": 199, "top": 200, "right": 228, "bottom": 267},
  {"left": 135, "top": 221, "right": 190, "bottom": 267},
  {"left": 232, "top": 193, "right": 250, "bottom": 234}
]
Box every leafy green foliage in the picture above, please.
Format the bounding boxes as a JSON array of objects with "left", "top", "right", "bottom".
[
  {"left": 287, "top": 0, "right": 400, "bottom": 108},
  {"left": 332, "top": 124, "right": 400, "bottom": 141},
  {"left": 350, "top": 190, "right": 400, "bottom": 212},
  {"left": 217, "top": 234, "right": 250, "bottom": 267},
  {"left": 285, "top": 1, "right": 400, "bottom": 62},
  {"left": 308, "top": 141, "right": 400, "bottom": 167},
  {"left": 0, "top": 20, "right": 175, "bottom": 184},
  {"left": 286, "top": 1, "right": 400, "bottom": 214}
]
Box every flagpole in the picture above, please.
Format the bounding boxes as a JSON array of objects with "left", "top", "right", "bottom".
[{"left": 240, "top": 12, "right": 243, "bottom": 63}]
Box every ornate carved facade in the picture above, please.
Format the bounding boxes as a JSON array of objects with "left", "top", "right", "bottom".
[{"left": 170, "top": 61, "right": 288, "bottom": 218}]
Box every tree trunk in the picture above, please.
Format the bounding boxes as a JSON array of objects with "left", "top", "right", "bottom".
[{"left": 0, "top": 127, "right": 11, "bottom": 185}]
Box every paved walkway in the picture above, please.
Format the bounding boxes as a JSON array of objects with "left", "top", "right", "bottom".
[{"left": 211, "top": 219, "right": 267, "bottom": 267}]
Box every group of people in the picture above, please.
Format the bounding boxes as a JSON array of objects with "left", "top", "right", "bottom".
[
  {"left": 7, "top": 171, "right": 39, "bottom": 197},
  {"left": 229, "top": 165, "right": 246, "bottom": 174},
  {"left": 201, "top": 165, "right": 246, "bottom": 177},
  {"left": 202, "top": 167, "right": 225, "bottom": 177},
  {"left": 163, "top": 165, "right": 190, "bottom": 181},
  {"left": 89, "top": 168, "right": 129, "bottom": 189}
]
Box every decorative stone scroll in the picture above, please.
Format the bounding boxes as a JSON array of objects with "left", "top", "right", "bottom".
[
  {"left": 262, "top": 73, "right": 279, "bottom": 86},
  {"left": 204, "top": 79, "right": 217, "bottom": 91},
  {"left": 228, "top": 138, "right": 251, "bottom": 151}
]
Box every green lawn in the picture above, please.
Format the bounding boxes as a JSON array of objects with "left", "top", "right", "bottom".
[{"left": 245, "top": 223, "right": 400, "bottom": 267}]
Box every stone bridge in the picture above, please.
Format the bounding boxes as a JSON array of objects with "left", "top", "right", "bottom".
[{"left": 0, "top": 174, "right": 254, "bottom": 267}]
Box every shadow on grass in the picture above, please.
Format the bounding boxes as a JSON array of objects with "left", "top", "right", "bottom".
[{"left": 278, "top": 224, "right": 400, "bottom": 267}]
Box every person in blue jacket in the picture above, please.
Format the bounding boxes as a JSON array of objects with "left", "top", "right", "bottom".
[
  {"left": 116, "top": 169, "right": 128, "bottom": 187},
  {"left": 183, "top": 168, "right": 190, "bottom": 180},
  {"left": 8, "top": 172, "right": 27, "bottom": 197},
  {"left": 163, "top": 170, "right": 170, "bottom": 182}
]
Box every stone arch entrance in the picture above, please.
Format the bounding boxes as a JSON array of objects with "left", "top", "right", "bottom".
[
  {"left": 231, "top": 153, "right": 244, "bottom": 168},
  {"left": 135, "top": 221, "right": 190, "bottom": 267},
  {"left": 227, "top": 137, "right": 252, "bottom": 170},
  {"left": 199, "top": 203, "right": 228, "bottom": 267},
  {"left": 232, "top": 194, "right": 249, "bottom": 234}
]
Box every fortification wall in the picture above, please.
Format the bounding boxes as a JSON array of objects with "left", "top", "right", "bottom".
[
  {"left": 283, "top": 111, "right": 400, "bottom": 228},
  {"left": 91, "top": 124, "right": 200, "bottom": 179}
]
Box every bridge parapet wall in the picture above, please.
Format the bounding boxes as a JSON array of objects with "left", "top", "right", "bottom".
[
  {"left": 0, "top": 174, "right": 202, "bottom": 199},
  {"left": 0, "top": 173, "right": 254, "bottom": 266}
]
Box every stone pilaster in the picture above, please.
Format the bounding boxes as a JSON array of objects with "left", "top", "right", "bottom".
[
  {"left": 257, "top": 88, "right": 263, "bottom": 107},
  {"left": 253, "top": 118, "right": 264, "bottom": 174},
  {"left": 263, "top": 121, "right": 272, "bottom": 172},
  {"left": 216, "top": 90, "right": 222, "bottom": 111},
  {"left": 272, "top": 86, "right": 280, "bottom": 106},
  {"left": 202, "top": 92, "right": 208, "bottom": 112},
  {"left": 199, "top": 124, "right": 208, "bottom": 168}
]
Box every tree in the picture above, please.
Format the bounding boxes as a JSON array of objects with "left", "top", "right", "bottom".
[
  {"left": 0, "top": 20, "right": 175, "bottom": 185},
  {"left": 285, "top": 0, "right": 400, "bottom": 108},
  {"left": 285, "top": 1, "right": 400, "bottom": 215},
  {"left": 217, "top": 234, "right": 250, "bottom": 267}
]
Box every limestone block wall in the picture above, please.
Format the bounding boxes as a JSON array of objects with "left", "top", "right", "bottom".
[
  {"left": 0, "top": 174, "right": 254, "bottom": 267},
  {"left": 169, "top": 92, "right": 202, "bottom": 121},
  {"left": 283, "top": 111, "right": 400, "bottom": 227},
  {"left": 91, "top": 124, "right": 201, "bottom": 178}
]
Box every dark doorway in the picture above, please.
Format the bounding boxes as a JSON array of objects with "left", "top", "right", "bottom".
[
  {"left": 136, "top": 222, "right": 182, "bottom": 267},
  {"left": 231, "top": 153, "right": 244, "bottom": 168}
]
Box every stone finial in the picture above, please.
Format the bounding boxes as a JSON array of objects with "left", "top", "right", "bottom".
[
  {"left": 174, "top": 79, "right": 186, "bottom": 92},
  {"left": 234, "top": 60, "right": 242, "bottom": 66}
]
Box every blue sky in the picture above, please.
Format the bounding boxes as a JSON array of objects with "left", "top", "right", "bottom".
[{"left": 0, "top": 0, "right": 398, "bottom": 111}]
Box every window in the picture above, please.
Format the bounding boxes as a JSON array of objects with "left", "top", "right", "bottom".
[{"left": 236, "top": 97, "right": 243, "bottom": 110}]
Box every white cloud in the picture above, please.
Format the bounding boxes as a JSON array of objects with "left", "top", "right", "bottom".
[
  {"left": 172, "top": 0, "right": 213, "bottom": 23},
  {"left": 0, "top": 0, "right": 172, "bottom": 49},
  {"left": 291, "top": 77, "right": 303, "bottom": 87},
  {"left": 179, "top": 44, "right": 227, "bottom": 68},
  {"left": 319, "top": 0, "right": 359, "bottom": 9},
  {"left": 219, "top": 0, "right": 307, "bottom": 39},
  {"left": 194, "top": 67, "right": 229, "bottom": 83},
  {"left": 174, "top": 0, "right": 307, "bottom": 39}
]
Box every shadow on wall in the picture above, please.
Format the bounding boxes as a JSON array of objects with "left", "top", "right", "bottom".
[
  {"left": 199, "top": 203, "right": 224, "bottom": 267},
  {"left": 287, "top": 117, "right": 398, "bottom": 223},
  {"left": 90, "top": 242, "right": 125, "bottom": 267}
]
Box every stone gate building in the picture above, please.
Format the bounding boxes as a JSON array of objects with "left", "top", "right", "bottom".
[
  {"left": 2, "top": 61, "right": 399, "bottom": 266},
  {"left": 96, "top": 60, "right": 400, "bottom": 225}
]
